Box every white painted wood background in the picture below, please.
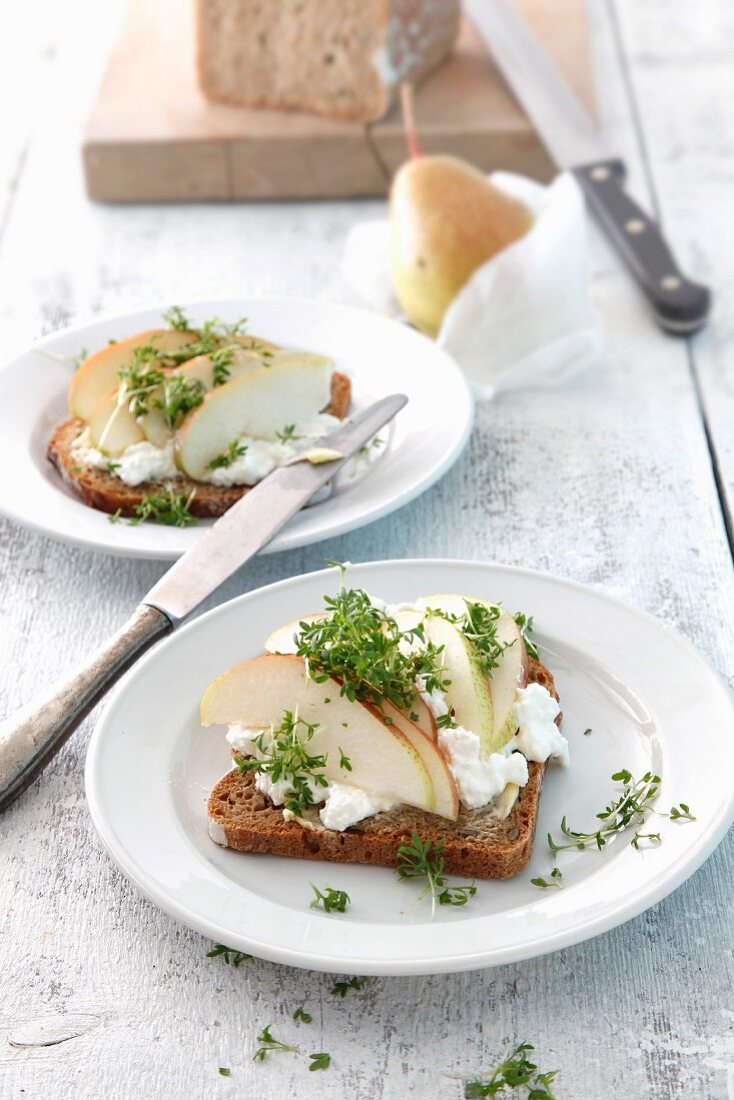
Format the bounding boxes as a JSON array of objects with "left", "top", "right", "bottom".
[{"left": 1, "top": 1, "right": 733, "bottom": 1097}]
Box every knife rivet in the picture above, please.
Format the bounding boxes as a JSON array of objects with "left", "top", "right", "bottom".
[
  {"left": 590, "top": 166, "right": 610, "bottom": 181},
  {"left": 661, "top": 275, "right": 682, "bottom": 291},
  {"left": 626, "top": 219, "right": 646, "bottom": 234}
]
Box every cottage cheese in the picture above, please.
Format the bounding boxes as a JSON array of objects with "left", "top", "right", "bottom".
[
  {"left": 437, "top": 724, "right": 529, "bottom": 810},
  {"left": 71, "top": 428, "right": 179, "bottom": 486},
  {"left": 510, "top": 683, "right": 570, "bottom": 766},
  {"left": 416, "top": 675, "right": 567, "bottom": 810},
  {"left": 71, "top": 412, "right": 341, "bottom": 489},
  {"left": 319, "top": 784, "right": 397, "bottom": 832},
  {"left": 226, "top": 724, "right": 398, "bottom": 831}
]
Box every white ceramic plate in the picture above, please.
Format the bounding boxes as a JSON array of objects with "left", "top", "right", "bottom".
[
  {"left": 86, "top": 560, "right": 734, "bottom": 976},
  {"left": 0, "top": 298, "right": 472, "bottom": 559}
]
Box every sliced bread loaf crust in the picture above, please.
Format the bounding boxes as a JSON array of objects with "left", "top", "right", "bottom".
[
  {"left": 207, "top": 659, "right": 560, "bottom": 880},
  {"left": 46, "top": 371, "right": 350, "bottom": 520},
  {"left": 196, "top": 0, "right": 461, "bottom": 121}
]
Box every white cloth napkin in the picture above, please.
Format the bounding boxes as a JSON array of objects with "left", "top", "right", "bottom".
[{"left": 342, "top": 171, "right": 603, "bottom": 400}]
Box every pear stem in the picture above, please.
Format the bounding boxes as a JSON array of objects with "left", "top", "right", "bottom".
[{"left": 399, "top": 83, "right": 423, "bottom": 159}]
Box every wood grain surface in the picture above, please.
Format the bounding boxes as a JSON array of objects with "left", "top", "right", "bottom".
[{"left": 1, "top": 1, "right": 732, "bottom": 1097}]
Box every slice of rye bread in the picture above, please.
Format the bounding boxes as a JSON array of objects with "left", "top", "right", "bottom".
[
  {"left": 207, "top": 658, "right": 561, "bottom": 880},
  {"left": 46, "top": 371, "right": 351, "bottom": 519}
]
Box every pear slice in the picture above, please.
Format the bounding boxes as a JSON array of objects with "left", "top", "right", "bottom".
[
  {"left": 491, "top": 609, "right": 528, "bottom": 746},
  {"left": 391, "top": 606, "right": 427, "bottom": 656},
  {"left": 422, "top": 612, "right": 495, "bottom": 758},
  {"left": 88, "top": 390, "right": 145, "bottom": 455},
  {"left": 420, "top": 594, "right": 528, "bottom": 750},
  {"left": 233, "top": 335, "right": 280, "bottom": 356},
  {"left": 377, "top": 700, "right": 457, "bottom": 819},
  {"left": 201, "top": 654, "right": 440, "bottom": 815},
  {"left": 141, "top": 348, "right": 265, "bottom": 447},
  {"left": 403, "top": 694, "right": 437, "bottom": 742},
  {"left": 265, "top": 613, "right": 326, "bottom": 655},
  {"left": 176, "top": 353, "right": 333, "bottom": 480},
  {"left": 69, "top": 329, "right": 199, "bottom": 422}
]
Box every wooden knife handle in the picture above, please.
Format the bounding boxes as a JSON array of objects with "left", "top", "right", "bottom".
[
  {"left": 0, "top": 604, "right": 172, "bottom": 813},
  {"left": 573, "top": 159, "right": 711, "bottom": 336}
]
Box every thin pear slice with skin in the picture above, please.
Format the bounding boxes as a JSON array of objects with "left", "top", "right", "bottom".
[
  {"left": 377, "top": 699, "right": 457, "bottom": 819},
  {"left": 491, "top": 610, "right": 528, "bottom": 745},
  {"left": 402, "top": 694, "right": 437, "bottom": 742},
  {"left": 69, "top": 329, "right": 199, "bottom": 422},
  {"left": 141, "top": 348, "right": 266, "bottom": 447},
  {"left": 422, "top": 612, "right": 495, "bottom": 758},
  {"left": 419, "top": 594, "right": 528, "bottom": 749},
  {"left": 201, "top": 654, "right": 438, "bottom": 815},
  {"left": 88, "top": 390, "right": 145, "bottom": 455},
  {"left": 176, "top": 353, "right": 333, "bottom": 480}
]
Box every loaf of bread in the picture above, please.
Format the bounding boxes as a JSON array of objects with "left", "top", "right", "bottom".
[{"left": 196, "top": 0, "right": 461, "bottom": 121}]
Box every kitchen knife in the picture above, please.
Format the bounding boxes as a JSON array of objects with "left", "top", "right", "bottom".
[
  {"left": 464, "top": 0, "right": 711, "bottom": 335},
  {"left": 0, "top": 394, "right": 407, "bottom": 813}
]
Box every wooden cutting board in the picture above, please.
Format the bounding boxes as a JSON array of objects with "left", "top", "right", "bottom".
[{"left": 83, "top": 0, "right": 595, "bottom": 202}]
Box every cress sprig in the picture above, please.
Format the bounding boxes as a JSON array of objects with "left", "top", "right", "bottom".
[
  {"left": 234, "top": 711, "right": 328, "bottom": 817},
  {"left": 296, "top": 563, "right": 450, "bottom": 715},
  {"left": 546, "top": 769, "right": 695, "bottom": 857},
  {"left": 153, "top": 373, "right": 205, "bottom": 427},
  {"left": 464, "top": 1042, "right": 558, "bottom": 1098},
  {"left": 208, "top": 440, "right": 248, "bottom": 469},
  {"left": 426, "top": 599, "right": 507, "bottom": 677},
  {"left": 117, "top": 346, "right": 166, "bottom": 417},
  {"left": 252, "top": 1025, "right": 297, "bottom": 1062},
  {"left": 108, "top": 487, "right": 197, "bottom": 528},
  {"left": 310, "top": 883, "right": 350, "bottom": 913},
  {"left": 330, "top": 976, "right": 370, "bottom": 997},
  {"left": 205, "top": 943, "right": 251, "bottom": 967},
  {"left": 396, "top": 834, "right": 477, "bottom": 918},
  {"left": 512, "top": 612, "right": 539, "bottom": 661}
]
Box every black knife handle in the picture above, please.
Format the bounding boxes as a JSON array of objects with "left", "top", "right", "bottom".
[{"left": 573, "top": 159, "right": 711, "bottom": 336}]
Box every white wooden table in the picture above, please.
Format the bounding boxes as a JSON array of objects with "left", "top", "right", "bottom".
[{"left": 1, "top": 2, "right": 733, "bottom": 1097}]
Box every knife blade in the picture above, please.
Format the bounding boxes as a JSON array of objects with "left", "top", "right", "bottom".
[
  {"left": 0, "top": 393, "right": 407, "bottom": 812},
  {"left": 464, "top": 0, "right": 711, "bottom": 335}
]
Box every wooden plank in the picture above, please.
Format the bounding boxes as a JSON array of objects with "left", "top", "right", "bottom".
[
  {"left": 83, "top": 0, "right": 595, "bottom": 201},
  {"left": 1, "top": 0, "right": 733, "bottom": 1097}
]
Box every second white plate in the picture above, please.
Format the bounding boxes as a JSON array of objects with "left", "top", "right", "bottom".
[
  {"left": 0, "top": 297, "right": 473, "bottom": 559},
  {"left": 86, "top": 560, "right": 734, "bottom": 975}
]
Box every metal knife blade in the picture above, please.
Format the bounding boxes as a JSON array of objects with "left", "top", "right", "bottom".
[
  {"left": 464, "top": 0, "right": 711, "bottom": 335},
  {"left": 0, "top": 393, "right": 408, "bottom": 813},
  {"left": 143, "top": 393, "right": 407, "bottom": 625}
]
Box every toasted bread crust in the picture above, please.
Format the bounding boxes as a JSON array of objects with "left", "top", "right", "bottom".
[
  {"left": 47, "top": 371, "right": 351, "bottom": 519},
  {"left": 207, "top": 659, "right": 561, "bottom": 880}
]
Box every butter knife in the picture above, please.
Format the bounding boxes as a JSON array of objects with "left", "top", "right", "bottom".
[
  {"left": 464, "top": 0, "right": 711, "bottom": 335},
  {"left": 0, "top": 394, "right": 407, "bottom": 812}
]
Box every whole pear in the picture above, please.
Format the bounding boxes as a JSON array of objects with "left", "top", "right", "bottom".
[{"left": 389, "top": 155, "right": 533, "bottom": 337}]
